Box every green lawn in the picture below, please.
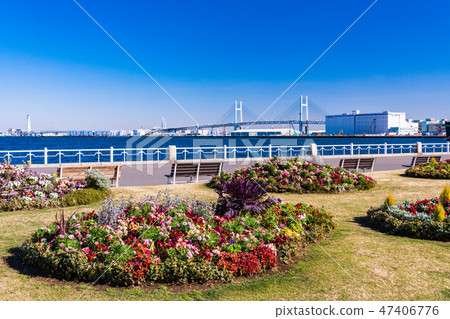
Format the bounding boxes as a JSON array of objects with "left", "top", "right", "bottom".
[{"left": 0, "top": 170, "right": 449, "bottom": 300}]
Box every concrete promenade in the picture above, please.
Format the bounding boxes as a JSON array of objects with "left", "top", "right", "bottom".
[{"left": 30, "top": 153, "right": 450, "bottom": 187}]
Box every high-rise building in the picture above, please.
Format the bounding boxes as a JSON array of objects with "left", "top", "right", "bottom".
[{"left": 27, "top": 114, "right": 31, "bottom": 133}]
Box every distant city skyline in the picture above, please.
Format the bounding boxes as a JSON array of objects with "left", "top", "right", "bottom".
[{"left": 1, "top": 0, "right": 449, "bottom": 131}]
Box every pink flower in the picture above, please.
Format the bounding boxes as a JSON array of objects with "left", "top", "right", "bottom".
[{"left": 60, "top": 243, "right": 64, "bottom": 247}]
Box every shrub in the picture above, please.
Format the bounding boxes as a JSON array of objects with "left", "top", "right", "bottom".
[
  {"left": 367, "top": 197, "right": 450, "bottom": 241},
  {"left": 217, "top": 252, "right": 262, "bottom": 276},
  {"left": 85, "top": 169, "right": 111, "bottom": 191},
  {"left": 405, "top": 161, "right": 450, "bottom": 179},
  {"left": 434, "top": 203, "right": 446, "bottom": 222},
  {"left": 214, "top": 177, "right": 275, "bottom": 218},
  {"left": 250, "top": 245, "right": 277, "bottom": 269},
  {"left": 367, "top": 209, "right": 449, "bottom": 241},
  {"left": 209, "top": 157, "right": 376, "bottom": 194},
  {"left": 20, "top": 192, "right": 335, "bottom": 286},
  {"left": 60, "top": 188, "right": 111, "bottom": 206},
  {"left": 0, "top": 163, "right": 84, "bottom": 212},
  {"left": 440, "top": 184, "right": 450, "bottom": 202},
  {"left": 382, "top": 193, "right": 396, "bottom": 211},
  {"left": 0, "top": 197, "right": 61, "bottom": 212}
]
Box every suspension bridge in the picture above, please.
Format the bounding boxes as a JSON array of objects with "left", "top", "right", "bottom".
[{"left": 157, "top": 96, "right": 327, "bottom": 134}]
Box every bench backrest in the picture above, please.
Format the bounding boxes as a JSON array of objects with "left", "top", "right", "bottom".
[
  {"left": 339, "top": 159, "right": 359, "bottom": 170},
  {"left": 170, "top": 163, "right": 198, "bottom": 176},
  {"left": 198, "top": 162, "right": 223, "bottom": 175},
  {"left": 89, "top": 166, "right": 121, "bottom": 179},
  {"left": 358, "top": 158, "right": 374, "bottom": 169},
  {"left": 57, "top": 167, "right": 88, "bottom": 180},
  {"left": 57, "top": 166, "right": 120, "bottom": 181},
  {"left": 415, "top": 156, "right": 429, "bottom": 165}
]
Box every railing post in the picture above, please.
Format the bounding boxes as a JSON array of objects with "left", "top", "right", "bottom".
[
  {"left": 350, "top": 143, "right": 354, "bottom": 156},
  {"left": 268, "top": 144, "right": 272, "bottom": 158},
  {"left": 44, "top": 148, "right": 48, "bottom": 165},
  {"left": 168, "top": 145, "right": 177, "bottom": 162},
  {"left": 415, "top": 142, "right": 422, "bottom": 154},
  {"left": 223, "top": 145, "right": 227, "bottom": 159},
  {"left": 384, "top": 142, "right": 388, "bottom": 155},
  {"left": 447, "top": 142, "right": 450, "bottom": 153},
  {"left": 110, "top": 147, "right": 114, "bottom": 162},
  {"left": 310, "top": 143, "right": 318, "bottom": 156}
]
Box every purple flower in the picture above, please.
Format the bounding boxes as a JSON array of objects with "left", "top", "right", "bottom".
[
  {"left": 230, "top": 239, "right": 235, "bottom": 244},
  {"left": 278, "top": 198, "right": 282, "bottom": 203}
]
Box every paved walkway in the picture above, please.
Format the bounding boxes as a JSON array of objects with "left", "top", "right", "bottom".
[{"left": 31, "top": 154, "right": 450, "bottom": 187}]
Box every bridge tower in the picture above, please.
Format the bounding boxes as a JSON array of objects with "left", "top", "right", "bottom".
[
  {"left": 234, "top": 101, "right": 243, "bottom": 130},
  {"left": 299, "top": 96, "right": 309, "bottom": 134}
]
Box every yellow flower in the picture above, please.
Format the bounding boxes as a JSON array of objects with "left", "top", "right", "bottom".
[{"left": 285, "top": 228, "right": 301, "bottom": 238}]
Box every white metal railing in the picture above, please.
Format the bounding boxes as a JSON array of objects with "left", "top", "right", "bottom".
[
  {"left": 175, "top": 145, "right": 310, "bottom": 160},
  {"left": 0, "top": 142, "right": 448, "bottom": 165}
]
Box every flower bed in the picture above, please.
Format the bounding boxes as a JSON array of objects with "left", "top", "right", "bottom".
[
  {"left": 367, "top": 196, "right": 450, "bottom": 241},
  {"left": 209, "top": 157, "right": 376, "bottom": 193},
  {"left": 0, "top": 163, "right": 84, "bottom": 211},
  {"left": 405, "top": 161, "right": 450, "bottom": 179},
  {"left": 20, "top": 194, "right": 335, "bottom": 286}
]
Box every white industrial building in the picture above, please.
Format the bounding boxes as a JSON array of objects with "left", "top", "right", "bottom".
[{"left": 325, "top": 110, "right": 418, "bottom": 135}]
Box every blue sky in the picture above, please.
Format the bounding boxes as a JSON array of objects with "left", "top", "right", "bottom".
[{"left": 0, "top": 0, "right": 449, "bottom": 130}]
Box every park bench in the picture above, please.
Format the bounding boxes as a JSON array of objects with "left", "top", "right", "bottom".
[
  {"left": 57, "top": 165, "right": 121, "bottom": 187},
  {"left": 165, "top": 162, "right": 223, "bottom": 184},
  {"left": 404, "top": 156, "right": 442, "bottom": 168},
  {"left": 339, "top": 158, "right": 375, "bottom": 172}
]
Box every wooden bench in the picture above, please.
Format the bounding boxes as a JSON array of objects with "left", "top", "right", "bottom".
[
  {"left": 339, "top": 158, "right": 375, "bottom": 172},
  {"left": 338, "top": 158, "right": 358, "bottom": 170},
  {"left": 57, "top": 165, "right": 121, "bottom": 187},
  {"left": 404, "top": 156, "right": 442, "bottom": 167},
  {"left": 165, "top": 162, "right": 223, "bottom": 184}
]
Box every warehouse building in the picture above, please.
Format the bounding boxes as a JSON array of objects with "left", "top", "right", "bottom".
[{"left": 325, "top": 110, "right": 415, "bottom": 135}]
